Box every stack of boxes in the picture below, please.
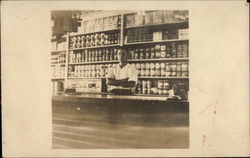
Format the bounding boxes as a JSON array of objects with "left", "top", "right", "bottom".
[
  {"left": 125, "top": 10, "right": 189, "bottom": 27},
  {"left": 80, "top": 15, "right": 121, "bottom": 34}
]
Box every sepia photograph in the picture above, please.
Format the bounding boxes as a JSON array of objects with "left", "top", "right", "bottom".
[
  {"left": 51, "top": 10, "right": 189, "bottom": 149},
  {"left": 2, "top": 1, "right": 249, "bottom": 157}
]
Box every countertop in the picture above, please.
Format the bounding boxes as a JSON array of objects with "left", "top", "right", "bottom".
[{"left": 52, "top": 92, "right": 188, "bottom": 102}]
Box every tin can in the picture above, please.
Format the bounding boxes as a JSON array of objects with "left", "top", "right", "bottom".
[
  {"left": 141, "top": 63, "right": 146, "bottom": 70},
  {"left": 142, "top": 80, "right": 147, "bottom": 88},
  {"left": 106, "top": 49, "right": 110, "bottom": 61},
  {"left": 136, "top": 63, "right": 141, "bottom": 70},
  {"left": 135, "top": 49, "right": 139, "bottom": 59},
  {"left": 171, "top": 71, "right": 176, "bottom": 77},
  {"left": 155, "top": 69, "right": 160, "bottom": 76},
  {"left": 114, "top": 49, "right": 118, "bottom": 60},
  {"left": 145, "top": 48, "right": 150, "bottom": 59},
  {"left": 150, "top": 69, "right": 154, "bottom": 76},
  {"left": 146, "top": 63, "right": 150, "bottom": 69},
  {"left": 151, "top": 48, "right": 155, "bottom": 58},
  {"left": 160, "top": 63, "right": 165, "bottom": 69},
  {"left": 171, "top": 62, "right": 177, "bottom": 71},
  {"left": 147, "top": 80, "right": 151, "bottom": 87},
  {"left": 142, "top": 88, "right": 147, "bottom": 94},
  {"left": 141, "top": 69, "right": 145, "bottom": 76},
  {"left": 140, "top": 49, "right": 144, "bottom": 59},
  {"left": 155, "top": 63, "right": 160, "bottom": 69},
  {"left": 149, "top": 63, "right": 154, "bottom": 70},
  {"left": 161, "top": 69, "right": 165, "bottom": 76}
]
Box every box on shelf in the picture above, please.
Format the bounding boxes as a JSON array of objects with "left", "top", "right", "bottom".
[
  {"left": 144, "top": 11, "right": 153, "bottom": 25},
  {"left": 153, "top": 32, "right": 162, "bottom": 41},
  {"left": 153, "top": 11, "right": 163, "bottom": 24},
  {"left": 125, "top": 14, "right": 135, "bottom": 27},
  {"left": 178, "top": 29, "right": 188, "bottom": 39},
  {"left": 179, "top": 10, "right": 189, "bottom": 22},
  {"left": 173, "top": 10, "right": 181, "bottom": 22},
  {"left": 135, "top": 14, "right": 144, "bottom": 26},
  {"left": 163, "top": 10, "right": 175, "bottom": 23}
]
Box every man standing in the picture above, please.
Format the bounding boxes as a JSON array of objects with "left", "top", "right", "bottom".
[{"left": 106, "top": 47, "right": 138, "bottom": 94}]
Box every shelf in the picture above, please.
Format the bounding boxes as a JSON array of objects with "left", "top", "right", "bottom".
[
  {"left": 124, "top": 39, "right": 188, "bottom": 45},
  {"left": 51, "top": 63, "right": 66, "bottom": 66},
  {"left": 70, "top": 28, "right": 120, "bottom": 37},
  {"left": 69, "top": 60, "right": 118, "bottom": 65},
  {"left": 68, "top": 44, "right": 120, "bottom": 51},
  {"left": 125, "top": 21, "right": 188, "bottom": 29},
  {"left": 138, "top": 76, "right": 189, "bottom": 79},
  {"left": 68, "top": 77, "right": 105, "bottom": 79},
  {"left": 68, "top": 58, "right": 188, "bottom": 65},
  {"left": 67, "top": 76, "right": 188, "bottom": 79},
  {"left": 128, "top": 57, "right": 189, "bottom": 62},
  {"left": 51, "top": 50, "right": 66, "bottom": 53}
]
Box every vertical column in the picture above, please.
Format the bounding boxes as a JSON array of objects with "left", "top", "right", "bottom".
[
  {"left": 65, "top": 32, "right": 70, "bottom": 83},
  {"left": 120, "top": 14, "right": 124, "bottom": 46}
]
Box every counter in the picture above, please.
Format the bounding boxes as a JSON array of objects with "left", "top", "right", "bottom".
[
  {"left": 52, "top": 93, "right": 189, "bottom": 148},
  {"left": 52, "top": 93, "right": 189, "bottom": 114}
]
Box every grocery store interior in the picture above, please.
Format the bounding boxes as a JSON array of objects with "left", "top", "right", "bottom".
[{"left": 51, "top": 10, "right": 189, "bottom": 149}]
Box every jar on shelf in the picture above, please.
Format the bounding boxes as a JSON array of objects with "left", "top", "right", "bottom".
[
  {"left": 135, "top": 49, "right": 140, "bottom": 59},
  {"left": 141, "top": 69, "right": 145, "bottom": 76},
  {"left": 140, "top": 48, "right": 144, "bottom": 59},
  {"left": 171, "top": 62, "right": 177, "bottom": 77},
  {"left": 114, "top": 49, "right": 118, "bottom": 60},
  {"left": 145, "top": 48, "right": 150, "bottom": 59},
  {"left": 176, "top": 62, "right": 182, "bottom": 77},
  {"left": 160, "top": 63, "right": 165, "bottom": 69},
  {"left": 145, "top": 69, "right": 150, "bottom": 76},
  {"left": 110, "top": 49, "right": 114, "bottom": 61},
  {"left": 150, "top": 63, "right": 155, "bottom": 69},
  {"left": 146, "top": 63, "right": 150, "bottom": 70},
  {"left": 151, "top": 47, "right": 155, "bottom": 58},
  {"left": 160, "top": 69, "right": 165, "bottom": 77},
  {"left": 151, "top": 69, "right": 155, "bottom": 76},
  {"left": 147, "top": 80, "right": 152, "bottom": 94},
  {"left": 88, "top": 50, "right": 92, "bottom": 62},
  {"left": 135, "top": 63, "right": 141, "bottom": 70},
  {"left": 140, "top": 63, "right": 146, "bottom": 70},
  {"left": 106, "top": 49, "right": 110, "bottom": 61},
  {"left": 155, "top": 62, "right": 160, "bottom": 69}
]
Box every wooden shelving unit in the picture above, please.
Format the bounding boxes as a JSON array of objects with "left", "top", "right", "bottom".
[{"left": 51, "top": 10, "right": 189, "bottom": 96}]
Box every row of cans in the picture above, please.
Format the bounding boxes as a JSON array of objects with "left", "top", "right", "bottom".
[
  {"left": 69, "top": 48, "right": 118, "bottom": 63},
  {"left": 69, "top": 32, "right": 120, "bottom": 49}
]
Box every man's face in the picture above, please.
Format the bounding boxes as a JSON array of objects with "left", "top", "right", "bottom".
[{"left": 117, "top": 49, "right": 128, "bottom": 64}]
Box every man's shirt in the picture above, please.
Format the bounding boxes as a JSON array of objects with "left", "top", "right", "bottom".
[
  {"left": 106, "top": 63, "right": 138, "bottom": 91},
  {"left": 106, "top": 63, "right": 138, "bottom": 83}
]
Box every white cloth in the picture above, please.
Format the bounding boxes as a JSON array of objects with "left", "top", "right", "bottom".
[{"left": 106, "top": 63, "right": 138, "bottom": 83}]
